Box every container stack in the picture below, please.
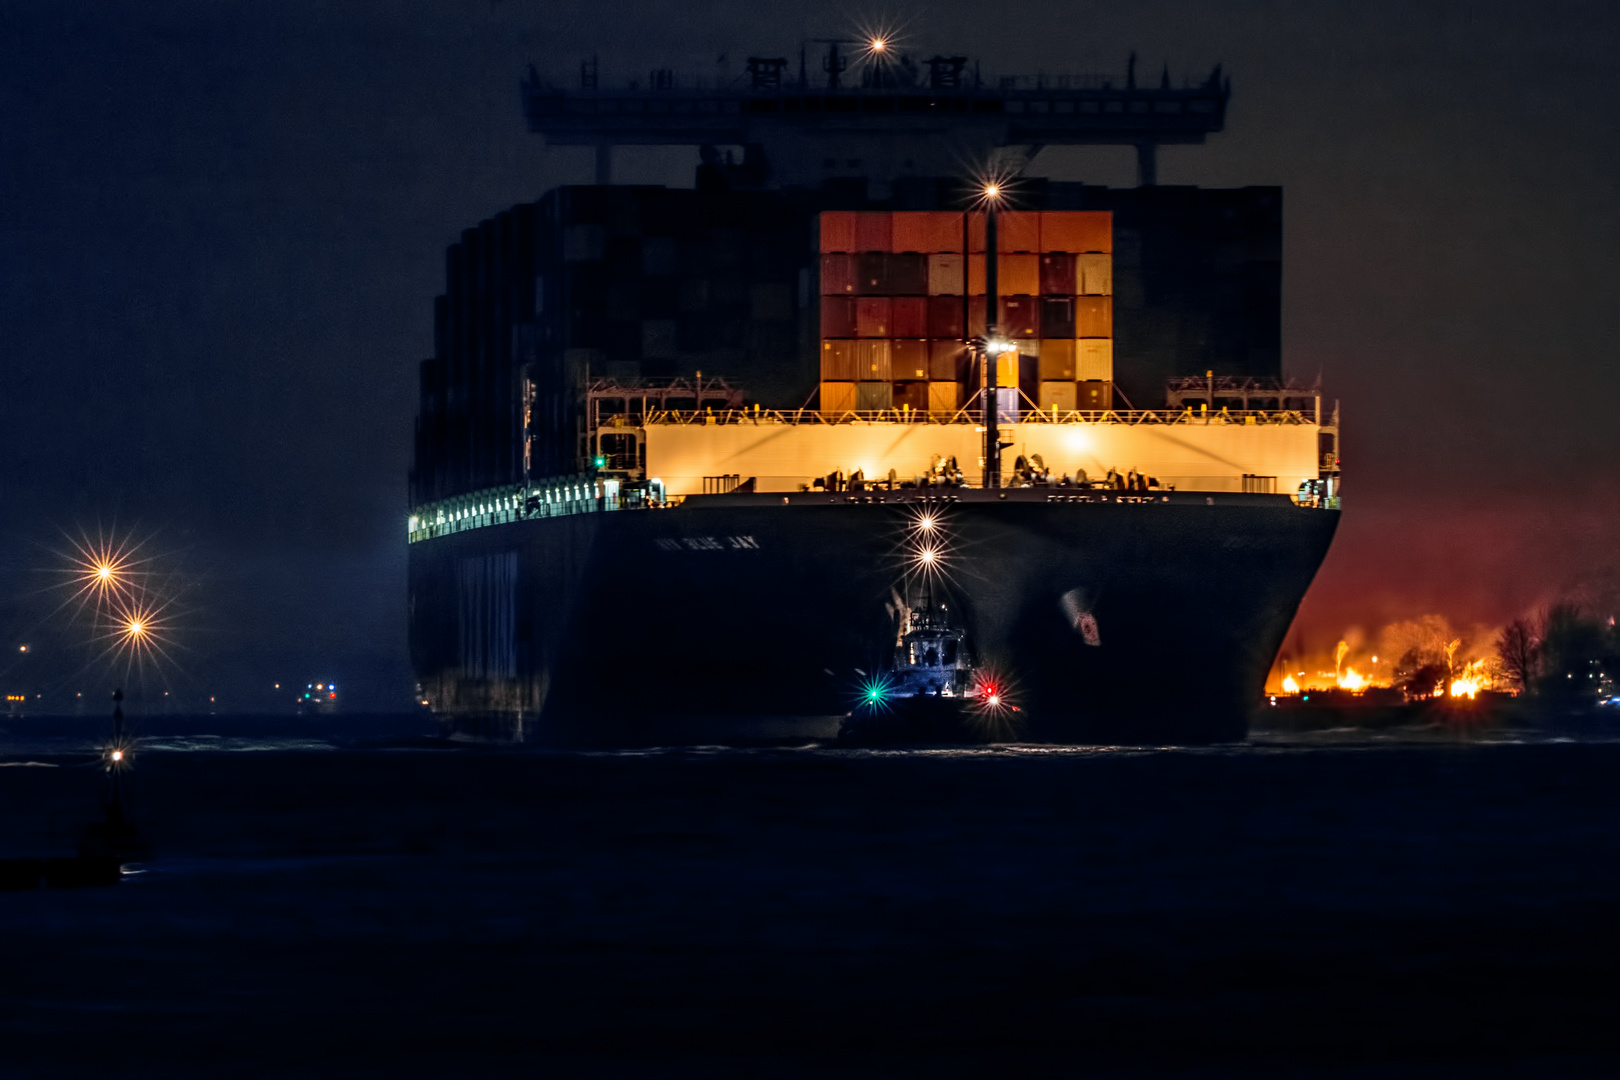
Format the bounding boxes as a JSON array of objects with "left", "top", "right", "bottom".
[{"left": 818, "top": 209, "right": 1112, "bottom": 416}]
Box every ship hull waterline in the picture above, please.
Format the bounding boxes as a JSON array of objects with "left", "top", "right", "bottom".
[{"left": 408, "top": 490, "right": 1339, "bottom": 746}]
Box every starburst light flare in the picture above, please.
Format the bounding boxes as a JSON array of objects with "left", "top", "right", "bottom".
[
  {"left": 57, "top": 525, "right": 161, "bottom": 622},
  {"left": 92, "top": 590, "right": 182, "bottom": 682}
]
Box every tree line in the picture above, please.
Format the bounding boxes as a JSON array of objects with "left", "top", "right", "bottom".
[{"left": 1495, "top": 603, "right": 1618, "bottom": 707}]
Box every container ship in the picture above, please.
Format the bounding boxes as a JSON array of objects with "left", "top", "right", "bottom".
[{"left": 406, "top": 41, "right": 1341, "bottom": 744}]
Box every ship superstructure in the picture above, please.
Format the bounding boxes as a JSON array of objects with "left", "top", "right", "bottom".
[{"left": 407, "top": 40, "right": 1340, "bottom": 745}]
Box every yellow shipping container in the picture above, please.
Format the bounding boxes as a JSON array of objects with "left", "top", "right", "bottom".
[
  {"left": 1078, "top": 253, "right": 1112, "bottom": 295},
  {"left": 926, "top": 253, "right": 964, "bottom": 295},
  {"left": 1039, "top": 381, "right": 1077, "bottom": 413},
  {"left": 1076, "top": 339, "right": 1113, "bottom": 381},
  {"left": 821, "top": 381, "right": 857, "bottom": 413}
]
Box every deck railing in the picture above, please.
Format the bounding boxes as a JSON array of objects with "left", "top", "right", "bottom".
[{"left": 642, "top": 406, "right": 1322, "bottom": 427}]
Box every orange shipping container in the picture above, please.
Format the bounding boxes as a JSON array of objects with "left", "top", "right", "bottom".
[
  {"left": 928, "top": 381, "right": 960, "bottom": 414},
  {"left": 819, "top": 211, "right": 857, "bottom": 253},
  {"left": 928, "top": 340, "right": 964, "bottom": 381},
  {"left": 854, "top": 339, "right": 892, "bottom": 381},
  {"left": 997, "top": 212, "right": 1040, "bottom": 253},
  {"left": 892, "top": 339, "right": 929, "bottom": 381},
  {"left": 1038, "top": 339, "right": 1075, "bottom": 380},
  {"left": 998, "top": 254, "right": 1039, "bottom": 296},
  {"left": 1040, "top": 211, "right": 1111, "bottom": 253},
  {"left": 993, "top": 352, "right": 1019, "bottom": 388},
  {"left": 1077, "top": 380, "right": 1112, "bottom": 411},
  {"left": 926, "top": 253, "right": 964, "bottom": 295},
  {"left": 854, "top": 211, "right": 892, "bottom": 252},
  {"left": 1078, "top": 253, "right": 1112, "bottom": 295},
  {"left": 967, "top": 253, "right": 986, "bottom": 296},
  {"left": 820, "top": 339, "right": 856, "bottom": 381},
  {"left": 1075, "top": 296, "right": 1113, "bottom": 338},
  {"left": 821, "top": 381, "right": 857, "bottom": 413},
  {"left": 856, "top": 297, "right": 891, "bottom": 337},
  {"left": 892, "top": 212, "right": 963, "bottom": 253},
  {"left": 1076, "top": 339, "right": 1113, "bottom": 381}
]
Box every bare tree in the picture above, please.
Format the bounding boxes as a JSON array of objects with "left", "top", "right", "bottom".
[{"left": 1495, "top": 617, "right": 1538, "bottom": 694}]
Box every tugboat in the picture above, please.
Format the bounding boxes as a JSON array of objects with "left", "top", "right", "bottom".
[{"left": 838, "top": 582, "right": 987, "bottom": 746}]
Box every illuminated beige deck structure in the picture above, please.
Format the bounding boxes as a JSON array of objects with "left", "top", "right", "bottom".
[{"left": 640, "top": 407, "right": 1333, "bottom": 498}]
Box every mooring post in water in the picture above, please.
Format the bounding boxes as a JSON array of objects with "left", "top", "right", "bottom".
[{"left": 107, "top": 688, "right": 126, "bottom": 822}]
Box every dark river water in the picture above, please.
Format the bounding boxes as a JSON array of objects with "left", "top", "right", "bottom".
[{"left": 3, "top": 713, "right": 1619, "bottom": 1077}]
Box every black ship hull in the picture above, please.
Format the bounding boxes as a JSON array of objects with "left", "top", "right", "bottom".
[{"left": 408, "top": 490, "right": 1338, "bottom": 745}]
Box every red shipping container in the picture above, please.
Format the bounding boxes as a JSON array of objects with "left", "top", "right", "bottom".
[
  {"left": 1075, "top": 296, "right": 1113, "bottom": 337},
  {"left": 856, "top": 297, "right": 892, "bottom": 338},
  {"left": 967, "top": 296, "right": 988, "bottom": 338},
  {"left": 1040, "top": 211, "right": 1111, "bottom": 253},
  {"left": 892, "top": 339, "right": 929, "bottom": 381},
  {"left": 820, "top": 296, "right": 857, "bottom": 338},
  {"left": 820, "top": 211, "right": 857, "bottom": 253},
  {"left": 887, "top": 252, "right": 928, "bottom": 295},
  {"left": 854, "top": 211, "right": 892, "bottom": 252},
  {"left": 1040, "top": 296, "right": 1075, "bottom": 338},
  {"left": 1039, "top": 253, "right": 1076, "bottom": 295},
  {"left": 854, "top": 340, "right": 892, "bottom": 381},
  {"left": 891, "top": 296, "right": 929, "bottom": 338},
  {"left": 998, "top": 212, "right": 1040, "bottom": 253},
  {"left": 1001, "top": 296, "right": 1040, "bottom": 338},
  {"left": 855, "top": 252, "right": 889, "bottom": 295},
  {"left": 927, "top": 295, "right": 964, "bottom": 339},
  {"left": 820, "top": 253, "right": 856, "bottom": 295},
  {"left": 929, "top": 340, "right": 965, "bottom": 381},
  {"left": 893, "top": 381, "right": 929, "bottom": 412},
  {"left": 820, "top": 339, "right": 856, "bottom": 381}
]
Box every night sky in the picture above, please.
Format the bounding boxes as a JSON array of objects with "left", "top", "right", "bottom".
[{"left": 2, "top": 0, "right": 1617, "bottom": 711}]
